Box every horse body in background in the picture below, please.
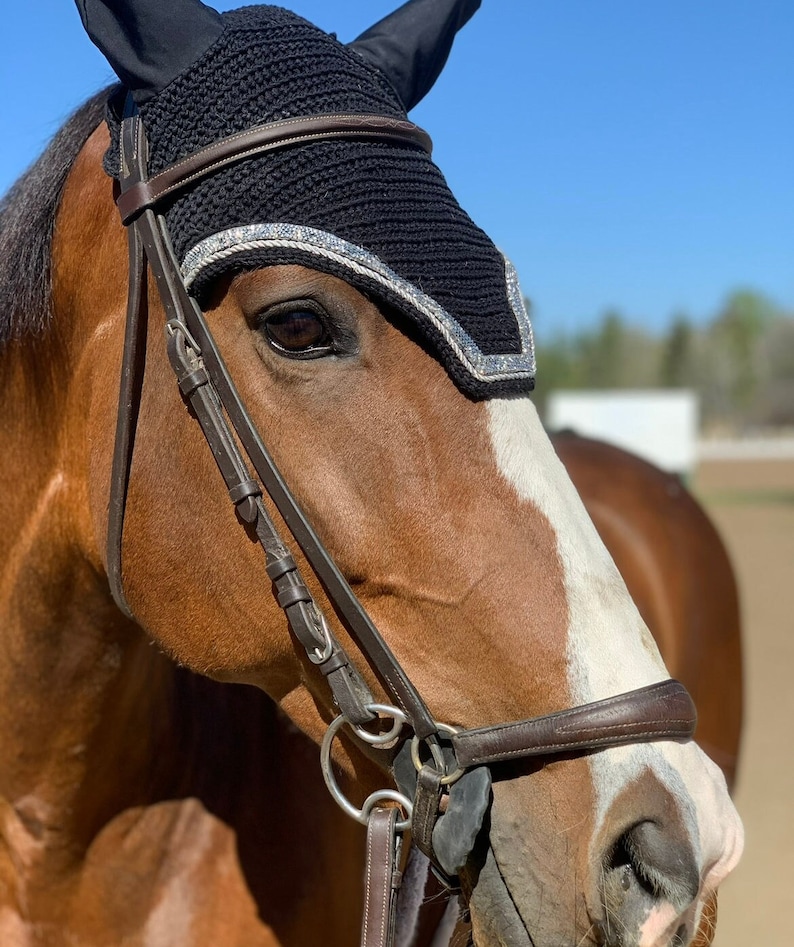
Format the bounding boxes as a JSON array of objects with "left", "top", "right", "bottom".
[{"left": 0, "top": 3, "right": 742, "bottom": 945}]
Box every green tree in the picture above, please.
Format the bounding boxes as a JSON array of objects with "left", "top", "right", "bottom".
[
  {"left": 532, "top": 331, "right": 582, "bottom": 415},
  {"left": 660, "top": 313, "right": 695, "bottom": 388},
  {"left": 709, "top": 289, "right": 776, "bottom": 412},
  {"left": 754, "top": 312, "right": 794, "bottom": 426},
  {"left": 580, "top": 310, "right": 626, "bottom": 388},
  {"left": 531, "top": 288, "right": 792, "bottom": 433}
]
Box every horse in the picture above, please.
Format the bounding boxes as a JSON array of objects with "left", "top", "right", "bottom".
[
  {"left": 552, "top": 433, "right": 743, "bottom": 792},
  {"left": 0, "top": 2, "right": 742, "bottom": 945}
]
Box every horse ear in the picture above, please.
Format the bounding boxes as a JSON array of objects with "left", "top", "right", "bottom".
[
  {"left": 73, "top": 0, "right": 223, "bottom": 104},
  {"left": 348, "top": 0, "right": 481, "bottom": 111}
]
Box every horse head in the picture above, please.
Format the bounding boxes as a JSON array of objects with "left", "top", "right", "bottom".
[{"left": 2, "top": 1, "right": 741, "bottom": 944}]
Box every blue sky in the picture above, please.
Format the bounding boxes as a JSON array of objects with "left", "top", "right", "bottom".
[{"left": 2, "top": 1, "right": 791, "bottom": 337}]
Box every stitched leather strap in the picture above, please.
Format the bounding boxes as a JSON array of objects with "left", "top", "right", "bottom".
[
  {"left": 113, "top": 107, "right": 699, "bottom": 760},
  {"left": 106, "top": 218, "right": 146, "bottom": 619},
  {"left": 451, "top": 680, "right": 696, "bottom": 768},
  {"left": 362, "top": 807, "right": 401, "bottom": 947},
  {"left": 117, "top": 113, "right": 432, "bottom": 224},
  {"left": 164, "top": 325, "right": 374, "bottom": 726}
]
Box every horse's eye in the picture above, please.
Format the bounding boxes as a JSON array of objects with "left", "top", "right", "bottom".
[{"left": 261, "top": 308, "right": 332, "bottom": 357}]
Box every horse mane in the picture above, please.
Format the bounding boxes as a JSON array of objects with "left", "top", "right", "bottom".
[{"left": 0, "top": 87, "right": 115, "bottom": 345}]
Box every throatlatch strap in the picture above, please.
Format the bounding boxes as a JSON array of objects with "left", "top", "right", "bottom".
[{"left": 107, "top": 115, "right": 150, "bottom": 619}]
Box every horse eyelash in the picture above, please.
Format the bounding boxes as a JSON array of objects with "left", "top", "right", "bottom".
[{"left": 255, "top": 300, "right": 359, "bottom": 358}]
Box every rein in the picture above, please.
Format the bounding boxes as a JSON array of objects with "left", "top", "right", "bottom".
[{"left": 109, "top": 103, "right": 697, "bottom": 947}]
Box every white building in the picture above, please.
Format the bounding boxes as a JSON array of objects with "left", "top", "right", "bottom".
[{"left": 545, "top": 390, "right": 698, "bottom": 475}]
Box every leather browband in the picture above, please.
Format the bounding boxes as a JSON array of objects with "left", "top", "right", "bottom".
[
  {"left": 452, "top": 679, "right": 696, "bottom": 768},
  {"left": 116, "top": 112, "right": 433, "bottom": 225}
]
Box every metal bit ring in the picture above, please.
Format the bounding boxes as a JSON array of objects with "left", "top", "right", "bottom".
[
  {"left": 320, "top": 709, "right": 413, "bottom": 831},
  {"left": 411, "top": 722, "right": 466, "bottom": 786}
]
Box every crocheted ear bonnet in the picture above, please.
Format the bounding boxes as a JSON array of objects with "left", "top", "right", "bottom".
[{"left": 79, "top": 1, "right": 535, "bottom": 398}]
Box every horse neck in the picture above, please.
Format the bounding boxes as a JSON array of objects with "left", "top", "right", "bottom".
[
  {"left": 0, "top": 149, "right": 183, "bottom": 880},
  {"left": 0, "top": 340, "right": 364, "bottom": 930},
  {"left": 0, "top": 354, "right": 162, "bottom": 867}
]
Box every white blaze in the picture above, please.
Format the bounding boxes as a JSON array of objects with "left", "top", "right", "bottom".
[
  {"left": 486, "top": 397, "right": 666, "bottom": 700},
  {"left": 486, "top": 397, "right": 743, "bottom": 941}
]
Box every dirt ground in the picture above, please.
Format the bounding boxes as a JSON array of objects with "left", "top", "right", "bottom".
[{"left": 691, "top": 460, "right": 794, "bottom": 947}]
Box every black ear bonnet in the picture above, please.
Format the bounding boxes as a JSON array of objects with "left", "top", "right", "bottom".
[{"left": 98, "top": 4, "right": 535, "bottom": 397}]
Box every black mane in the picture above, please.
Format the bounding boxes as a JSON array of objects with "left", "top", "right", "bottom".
[{"left": 0, "top": 88, "right": 113, "bottom": 345}]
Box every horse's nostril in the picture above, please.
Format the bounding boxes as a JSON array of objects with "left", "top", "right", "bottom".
[{"left": 605, "top": 821, "right": 700, "bottom": 914}]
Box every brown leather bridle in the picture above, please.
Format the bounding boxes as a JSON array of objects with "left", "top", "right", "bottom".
[{"left": 108, "top": 99, "right": 697, "bottom": 947}]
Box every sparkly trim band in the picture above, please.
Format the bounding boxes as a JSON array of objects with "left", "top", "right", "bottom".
[{"left": 181, "top": 223, "right": 536, "bottom": 385}]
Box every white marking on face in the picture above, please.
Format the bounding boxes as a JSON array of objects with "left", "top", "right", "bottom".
[
  {"left": 486, "top": 397, "right": 666, "bottom": 699},
  {"left": 486, "top": 397, "right": 743, "bottom": 915}
]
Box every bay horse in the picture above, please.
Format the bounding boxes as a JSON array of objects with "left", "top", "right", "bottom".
[{"left": 0, "top": 2, "right": 742, "bottom": 945}]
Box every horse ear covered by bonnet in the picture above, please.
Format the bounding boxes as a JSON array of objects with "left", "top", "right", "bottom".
[{"left": 75, "top": 0, "right": 536, "bottom": 399}]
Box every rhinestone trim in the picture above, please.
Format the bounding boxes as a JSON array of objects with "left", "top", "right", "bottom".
[{"left": 182, "top": 223, "right": 535, "bottom": 384}]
